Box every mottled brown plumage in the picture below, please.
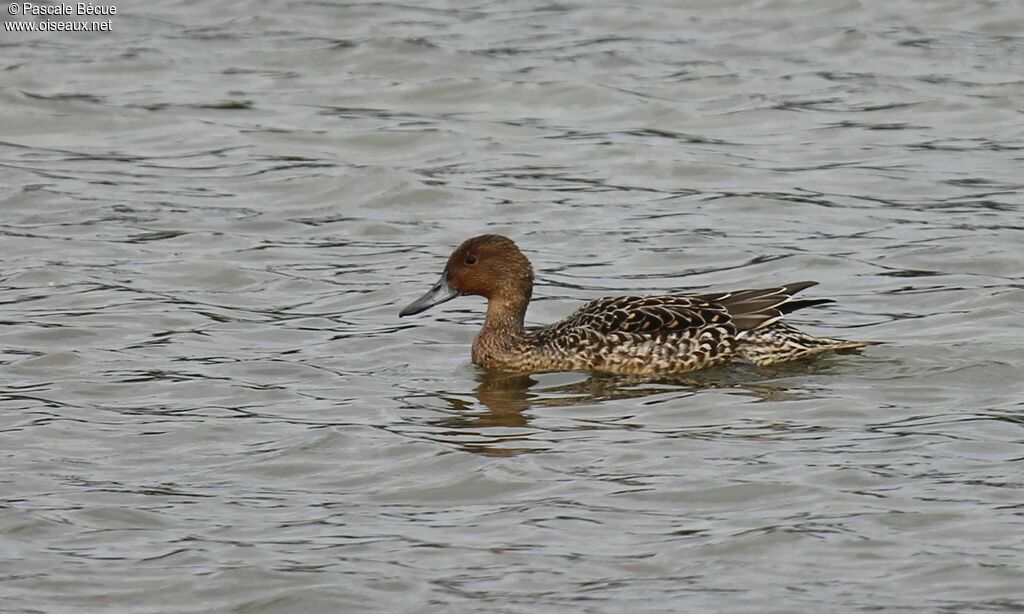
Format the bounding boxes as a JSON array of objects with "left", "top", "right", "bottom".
[{"left": 399, "top": 235, "right": 870, "bottom": 375}]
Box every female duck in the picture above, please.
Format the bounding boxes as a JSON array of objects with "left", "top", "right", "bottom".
[{"left": 400, "top": 235, "right": 869, "bottom": 375}]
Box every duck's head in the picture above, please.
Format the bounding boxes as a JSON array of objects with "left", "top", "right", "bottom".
[{"left": 399, "top": 234, "right": 534, "bottom": 317}]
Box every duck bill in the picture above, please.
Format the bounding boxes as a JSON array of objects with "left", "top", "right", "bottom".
[{"left": 399, "top": 273, "right": 459, "bottom": 317}]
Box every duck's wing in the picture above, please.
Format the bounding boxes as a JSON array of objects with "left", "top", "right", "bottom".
[
  {"left": 690, "top": 281, "right": 820, "bottom": 331},
  {"left": 546, "top": 295, "right": 731, "bottom": 338},
  {"left": 544, "top": 282, "right": 822, "bottom": 339}
]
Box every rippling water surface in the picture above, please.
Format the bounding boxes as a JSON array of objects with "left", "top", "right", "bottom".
[{"left": 2, "top": 0, "right": 1023, "bottom": 611}]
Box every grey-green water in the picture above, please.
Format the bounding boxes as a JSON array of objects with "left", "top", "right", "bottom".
[{"left": 2, "top": 1, "right": 1023, "bottom": 612}]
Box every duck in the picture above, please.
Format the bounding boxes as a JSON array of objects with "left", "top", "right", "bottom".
[{"left": 399, "top": 234, "right": 871, "bottom": 375}]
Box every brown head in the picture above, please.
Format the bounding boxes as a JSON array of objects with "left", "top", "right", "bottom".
[{"left": 399, "top": 234, "right": 534, "bottom": 317}]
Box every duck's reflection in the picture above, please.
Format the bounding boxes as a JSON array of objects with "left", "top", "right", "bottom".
[{"left": 430, "top": 367, "right": 812, "bottom": 456}]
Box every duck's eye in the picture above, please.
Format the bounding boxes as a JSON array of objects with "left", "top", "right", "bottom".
[{"left": 465, "top": 255, "right": 477, "bottom": 265}]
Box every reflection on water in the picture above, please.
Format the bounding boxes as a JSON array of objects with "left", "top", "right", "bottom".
[{"left": 428, "top": 365, "right": 847, "bottom": 456}]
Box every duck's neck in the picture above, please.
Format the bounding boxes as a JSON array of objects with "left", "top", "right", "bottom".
[
  {"left": 473, "top": 287, "right": 531, "bottom": 367},
  {"left": 481, "top": 288, "right": 530, "bottom": 338}
]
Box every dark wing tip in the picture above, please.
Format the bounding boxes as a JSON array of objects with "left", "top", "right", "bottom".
[
  {"left": 714, "top": 282, "right": 824, "bottom": 332},
  {"left": 779, "top": 298, "right": 834, "bottom": 314}
]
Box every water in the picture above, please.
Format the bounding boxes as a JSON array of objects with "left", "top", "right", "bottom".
[{"left": 2, "top": 0, "right": 1023, "bottom": 611}]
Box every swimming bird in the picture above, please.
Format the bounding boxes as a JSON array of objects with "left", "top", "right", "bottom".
[{"left": 399, "top": 234, "right": 870, "bottom": 375}]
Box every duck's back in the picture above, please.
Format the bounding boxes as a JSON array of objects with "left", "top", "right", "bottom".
[{"left": 524, "top": 294, "right": 744, "bottom": 375}]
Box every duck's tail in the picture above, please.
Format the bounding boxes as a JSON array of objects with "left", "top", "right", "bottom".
[
  {"left": 693, "top": 281, "right": 873, "bottom": 365},
  {"left": 736, "top": 323, "right": 874, "bottom": 367}
]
